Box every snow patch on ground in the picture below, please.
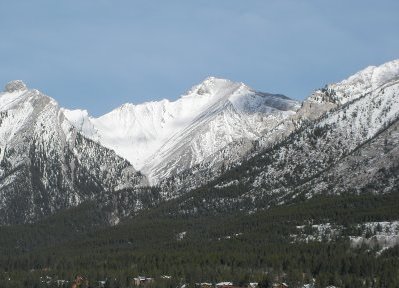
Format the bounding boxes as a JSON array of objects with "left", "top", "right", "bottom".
[
  {"left": 176, "top": 231, "right": 187, "bottom": 241},
  {"left": 350, "top": 221, "right": 399, "bottom": 250},
  {"left": 214, "top": 180, "right": 239, "bottom": 189},
  {"left": 292, "top": 221, "right": 399, "bottom": 252}
]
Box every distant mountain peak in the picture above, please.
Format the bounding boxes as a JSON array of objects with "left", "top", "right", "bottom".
[
  {"left": 4, "top": 80, "right": 27, "bottom": 93},
  {"left": 185, "top": 77, "right": 249, "bottom": 98}
]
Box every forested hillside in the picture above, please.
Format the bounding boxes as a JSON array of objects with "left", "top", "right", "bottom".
[{"left": 0, "top": 191, "right": 399, "bottom": 287}]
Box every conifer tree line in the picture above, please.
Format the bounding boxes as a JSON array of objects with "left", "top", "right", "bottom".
[{"left": 0, "top": 192, "right": 398, "bottom": 287}]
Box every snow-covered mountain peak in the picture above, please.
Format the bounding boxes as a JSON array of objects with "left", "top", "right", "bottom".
[
  {"left": 4, "top": 80, "right": 28, "bottom": 93},
  {"left": 65, "top": 77, "right": 299, "bottom": 172},
  {"left": 308, "top": 59, "right": 399, "bottom": 105},
  {"left": 141, "top": 79, "right": 300, "bottom": 182},
  {"left": 184, "top": 77, "right": 248, "bottom": 100},
  {"left": 183, "top": 77, "right": 300, "bottom": 114}
]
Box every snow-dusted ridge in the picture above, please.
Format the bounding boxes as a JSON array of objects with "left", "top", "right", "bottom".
[
  {"left": 64, "top": 77, "right": 300, "bottom": 182},
  {"left": 63, "top": 60, "right": 399, "bottom": 183},
  {"left": 309, "top": 59, "right": 399, "bottom": 104}
]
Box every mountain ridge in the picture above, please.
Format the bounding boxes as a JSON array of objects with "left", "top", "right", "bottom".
[
  {"left": 1, "top": 58, "right": 398, "bottom": 225},
  {"left": 64, "top": 77, "right": 300, "bottom": 182}
]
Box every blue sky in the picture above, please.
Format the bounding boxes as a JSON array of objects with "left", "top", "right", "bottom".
[{"left": 1, "top": 0, "right": 398, "bottom": 116}]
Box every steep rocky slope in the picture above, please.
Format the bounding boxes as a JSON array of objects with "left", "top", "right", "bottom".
[{"left": 0, "top": 81, "right": 153, "bottom": 225}]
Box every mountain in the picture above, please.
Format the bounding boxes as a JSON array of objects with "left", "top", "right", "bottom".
[
  {"left": 164, "top": 59, "right": 399, "bottom": 216},
  {"left": 0, "top": 81, "right": 154, "bottom": 225},
  {"left": 142, "top": 78, "right": 300, "bottom": 183},
  {"left": 64, "top": 77, "right": 300, "bottom": 183},
  {"left": 155, "top": 60, "right": 399, "bottom": 200},
  {"left": 1, "top": 60, "right": 399, "bottom": 287},
  {"left": 2, "top": 60, "right": 398, "bottom": 225}
]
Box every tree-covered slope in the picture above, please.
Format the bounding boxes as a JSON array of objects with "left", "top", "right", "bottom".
[{"left": 0, "top": 192, "right": 398, "bottom": 287}]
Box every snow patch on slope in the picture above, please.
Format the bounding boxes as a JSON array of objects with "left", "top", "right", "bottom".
[{"left": 61, "top": 109, "right": 98, "bottom": 140}]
